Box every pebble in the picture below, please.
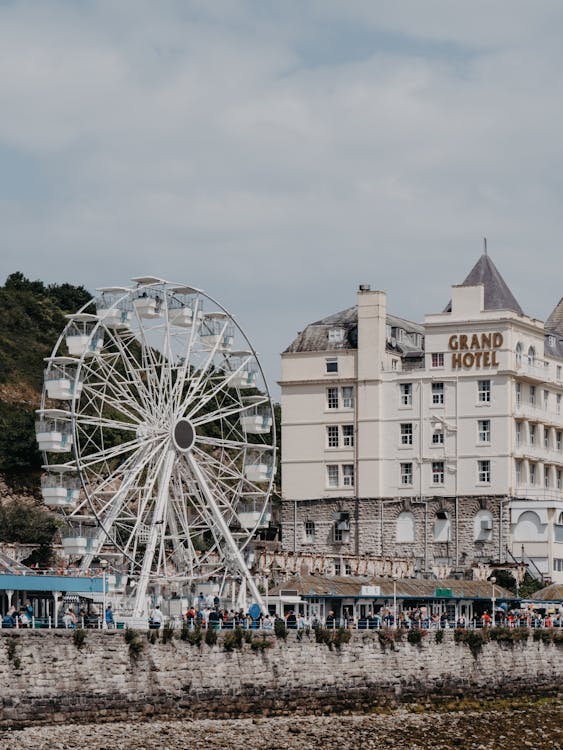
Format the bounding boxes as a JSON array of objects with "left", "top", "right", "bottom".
[{"left": 0, "top": 701, "right": 561, "bottom": 750}]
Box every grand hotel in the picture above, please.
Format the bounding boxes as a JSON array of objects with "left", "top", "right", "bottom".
[{"left": 279, "top": 251, "right": 563, "bottom": 583}]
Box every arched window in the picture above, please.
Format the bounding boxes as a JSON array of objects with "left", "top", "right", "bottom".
[
  {"left": 474, "top": 510, "right": 493, "bottom": 542},
  {"left": 433, "top": 510, "right": 451, "bottom": 542},
  {"left": 396, "top": 511, "right": 415, "bottom": 543},
  {"left": 527, "top": 346, "right": 536, "bottom": 366},
  {"left": 515, "top": 342, "right": 523, "bottom": 366},
  {"left": 513, "top": 511, "right": 543, "bottom": 542}
]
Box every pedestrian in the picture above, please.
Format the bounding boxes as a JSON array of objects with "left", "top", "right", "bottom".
[
  {"left": 105, "top": 604, "right": 114, "bottom": 629},
  {"left": 149, "top": 604, "right": 164, "bottom": 629}
]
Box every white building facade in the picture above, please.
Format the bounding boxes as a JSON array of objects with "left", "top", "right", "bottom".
[{"left": 280, "top": 253, "right": 563, "bottom": 583}]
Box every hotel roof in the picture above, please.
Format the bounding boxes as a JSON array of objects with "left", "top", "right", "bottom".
[{"left": 444, "top": 252, "right": 524, "bottom": 315}]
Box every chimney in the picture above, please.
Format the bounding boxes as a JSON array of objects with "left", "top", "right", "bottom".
[{"left": 357, "top": 287, "right": 386, "bottom": 380}]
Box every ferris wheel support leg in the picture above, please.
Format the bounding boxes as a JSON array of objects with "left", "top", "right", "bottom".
[
  {"left": 132, "top": 449, "right": 176, "bottom": 618},
  {"left": 186, "top": 454, "right": 266, "bottom": 614}
]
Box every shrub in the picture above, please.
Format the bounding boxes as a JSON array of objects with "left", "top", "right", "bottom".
[
  {"left": 205, "top": 627, "right": 218, "bottom": 646},
  {"left": 407, "top": 628, "right": 425, "bottom": 646},
  {"left": 274, "top": 618, "right": 287, "bottom": 640},
  {"left": 377, "top": 629, "right": 398, "bottom": 651},
  {"left": 454, "top": 629, "right": 486, "bottom": 658},
  {"left": 250, "top": 635, "right": 274, "bottom": 652},
  {"left": 223, "top": 627, "right": 244, "bottom": 652},
  {"left": 533, "top": 629, "right": 553, "bottom": 644},
  {"left": 73, "top": 628, "right": 87, "bottom": 650},
  {"left": 314, "top": 627, "right": 333, "bottom": 647},
  {"left": 434, "top": 629, "right": 445, "bottom": 644},
  {"left": 333, "top": 627, "right": 352, "bottom": 648},
  {"left": 161, "top": 623, "right": 174, "bottom": 644},
  {"left": 124, "top": 628, "right": 144, "bottom": 660},
  {"left": 182, "top": 624, "right": 202, "bottom": 646}
]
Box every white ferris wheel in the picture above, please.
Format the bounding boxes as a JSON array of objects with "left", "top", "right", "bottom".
[{"left": 36, "top": 276, "right": 276, "bottom": 616}]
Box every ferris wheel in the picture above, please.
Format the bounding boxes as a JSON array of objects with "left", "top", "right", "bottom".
[{"left": 36, "top": 276, "right": 276, "bottom": 616}]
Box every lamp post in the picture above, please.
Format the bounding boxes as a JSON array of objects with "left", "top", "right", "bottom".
[
  {"left": 263, "top": 568, "right": 270, "bottom": 617},
  {"left": 100, "top": 559, "right": 108, "bottom": 629},
  {"left": 490, "top": 576, "right": 496, "bottom": 628},
  {"left": 393, "top": 577, "right": 398, "bottom": 629}
]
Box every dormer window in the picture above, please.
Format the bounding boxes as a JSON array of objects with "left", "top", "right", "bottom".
[{"left": 328, "top": 327, "right": 345, "bottom": 344}]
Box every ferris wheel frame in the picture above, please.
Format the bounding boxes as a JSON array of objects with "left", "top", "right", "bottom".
[{"left": 38, "top": 276, "right": 276, "bottom": 616}]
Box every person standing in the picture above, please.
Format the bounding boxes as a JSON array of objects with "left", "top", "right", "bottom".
[
  {"left": 105, "top": 604, "right": 115, "bottom": 629},
  {"left": 149, "top": 604, "right": 164, "bottom": 629}
]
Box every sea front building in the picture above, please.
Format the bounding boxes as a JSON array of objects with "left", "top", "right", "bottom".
[{"left": 279, "top": 251, "right": 563, "bottom": 583}]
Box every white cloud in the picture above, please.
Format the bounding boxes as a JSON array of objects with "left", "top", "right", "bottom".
[{"left": 0, "top": 1, "right": 562, "bottom": 394}]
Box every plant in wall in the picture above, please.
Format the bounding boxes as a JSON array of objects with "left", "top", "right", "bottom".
[
  {"left": 124, "top": 628, "right": 144, "bottom": 660},
  {"left": 73, "top": 628, "right": 87, "bottom": 650}
]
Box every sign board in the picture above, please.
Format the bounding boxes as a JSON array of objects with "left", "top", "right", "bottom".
[
  {"left": 360, "top": 585, "right": 381, "bottom": 597},
  {"left": 434, "top": 588, "right": 453, "bottom": 598}
]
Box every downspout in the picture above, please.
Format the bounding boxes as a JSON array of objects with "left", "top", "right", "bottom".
[
  {"left": 418, "top": 378, "right": 427, "bottom": 573},
  {"left": 293, "top": 498, "right": 297, "bottom": 553},
  {"left": 354, "top": 370, "right": 360, "bottom": 557}
]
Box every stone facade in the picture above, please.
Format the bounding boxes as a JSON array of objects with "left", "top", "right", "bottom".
[
  {"left": 281, "top": 495, "right": 510, "bottom": 576},
  {"left": 0, "top": 631, "right": 560, "bottom": 727}
]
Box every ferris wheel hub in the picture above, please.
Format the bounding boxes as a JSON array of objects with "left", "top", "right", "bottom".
[{"left": 173, "top": 418, "right": 195, "bottom": 452}]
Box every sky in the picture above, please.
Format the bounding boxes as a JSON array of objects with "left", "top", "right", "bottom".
[{"left": 1, "top": 0, "right": 563, "bottom": 397}]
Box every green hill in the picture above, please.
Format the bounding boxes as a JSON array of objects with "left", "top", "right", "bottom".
[{"left": 0, "top": 272, "right": 90, "bottom": 477}]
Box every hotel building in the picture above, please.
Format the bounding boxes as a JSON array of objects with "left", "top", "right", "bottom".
[{"left": 280, "top": 252, "right": 563, "bottom": 583}]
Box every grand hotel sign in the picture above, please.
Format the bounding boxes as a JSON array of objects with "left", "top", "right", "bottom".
[{"left": 448, "top": 332, "right": 503, "bottom": 370}]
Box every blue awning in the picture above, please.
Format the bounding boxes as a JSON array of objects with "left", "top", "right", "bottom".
[{"left": 0, "top": 573, "right": 103, "bottom": 594}]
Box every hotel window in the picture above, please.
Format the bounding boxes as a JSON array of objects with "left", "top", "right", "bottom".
[
  {"left": 529, "top": 463, "right": 536, "bottom": 486},
  {"left": 432, "top": 383, "right": 444, "bottom": 405},
  {"left": 516, "top": 460, "right": 522, "bottom": 486},
  {"left": 515, "top": 422, "right": 522, "bottom": 447},
  {"left": 327, "top": 464, "right": 339, "bottom": 488},
  {"left": 342, "top": 464, "right": 355, "bottom": 487},
  {"left": 557, "top": 431, "right": 562, "bottom": 450},
  {"left": 529, "top": 385, "right": 536, "bottom": 406},
  {"left": 515, "top": 382, "right": 521, "bottom": 406},
  {"left": 432, "top": 431, "right": 444, "bottom": 445},
  {"left": 431, "top": 352, "right": 444, "bottom": 368},
  {"left": 478, "top": 459, "right": 491, "bottom": 483},
  {"left": 327, "top": 387, "right": 339, "bottom": 409},
  {"left": 342, "top": 386, "right": 354, "bottom": 409},
  {"left": 327, "top": 425, "right": 339, "bottom": 448},
  {"left": 400, "top": 383, "right": 413, "bottom": 406},
  {"left": 515, "top": 342, "right": 523, "bottom": 366},
  {"left": 342, "top": 424, "right": 354, "bottom": 447},
  {"left": 478, "top": 379, "right": 491, "bottom": 403},
  {"left": 557, "top": 394, "right": 561, "bottom": 416},
  {"left": 325, "top": 358, "right": 338, "bottom": 374},
  {"left": 544, "top": 427, "right": 549, "bottom": 450},
  {"left": 432, "top": 461, "right": 445, "bottom": 484},
  {"left": 544, "top": 466, "right": 550, "bottom": 489},
  {"left": 328, "top": 327, "right": 345, "bottom": 344},
  {"left": 557, "top": 365, "right": 562, "bottom": 380},
  {"left": 400, "top": 462, "right": 413, "bottom": 485},
  {"left": 334, "top": 560, "right": 341, "bottom": 572},
  {"left": 304, "top": 521, "right": 315, "bottom": 542},
  {"left": 400, "top": 422, "right": 413, "bottom": 445},
  {"left": 557, "top": 469, "right": 562, "bottom": 490},
  {"left": 543, "top": 390, "right": 549, "bottom": 411},
  {"left": 530, "top": 424, "right": 536, "bottom": 446},
  {"left": 528, "top": 346, "right": 536, "bottom": 366},
  {"left": 478, "top": 419, "right": 491, "bottom": 443},
  {"left": 344, "top": 563, "right": 352, "bottom": 575}
]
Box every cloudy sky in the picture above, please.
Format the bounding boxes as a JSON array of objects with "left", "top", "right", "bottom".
[{"left": 1, "top": 0, "right": 563, "bottom": 395}]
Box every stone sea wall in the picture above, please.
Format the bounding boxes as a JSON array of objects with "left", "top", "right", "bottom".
[{"left": 0, "top": 630, "right": 560, "bottom": 728}]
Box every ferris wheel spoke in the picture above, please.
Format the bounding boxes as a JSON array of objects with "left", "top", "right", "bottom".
[
  {"left": 191, "top": 395, "right": 268, "bottom": 428},
  {"left": 177, "top": 320, "right": 229, "bottom": 414},
  {"left": 75, "top": 433, "right": 163, "bottom": 471},
  {"left": 185, "top": 358, "right": 251, "bottom": 421},
  {"left": 74, "top": 415, "right": 140, "bottom": 433},
  {"left": 170, "top": 297, "right": 203, "bottom": 414},
  {"left": 185, "top": 452, "right": 264, "bottom": 607},
  {"left": 102, "top": 325, "right": 155, "bottom": 416},
  {"left": 196, "top": 434, "right": 264, "bottom": 452}
]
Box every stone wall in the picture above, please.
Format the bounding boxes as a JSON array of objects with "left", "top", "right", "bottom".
[
  {"left": 0, "top": 630, "right": 560, "bottom": 728},
  {"left": 280, "top": 495, "right": 509, "bottom": 573}
]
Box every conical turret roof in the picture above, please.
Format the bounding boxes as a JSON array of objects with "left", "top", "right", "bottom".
[
  {"left": 545, "top": 298, "right": 563, "bottom": 336},
  {"left": 444, "top": 253, "right": 524, "bottom": 315}
]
